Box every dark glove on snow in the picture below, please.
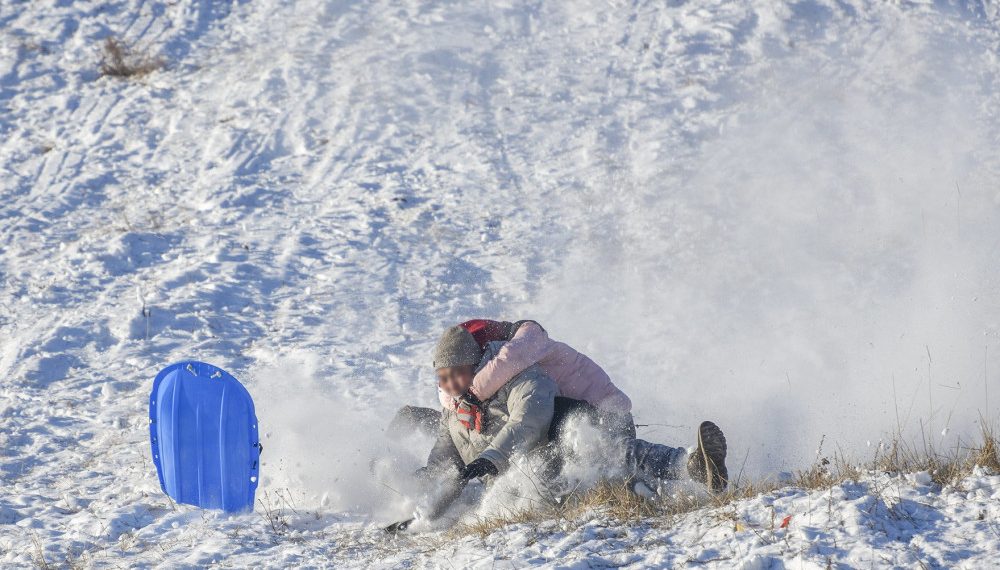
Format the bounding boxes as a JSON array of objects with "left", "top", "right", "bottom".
[{"left": 460, "top": 458, "right": 499, "bottom": 482}]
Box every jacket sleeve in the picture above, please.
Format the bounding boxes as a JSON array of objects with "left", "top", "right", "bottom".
[
  {"left": 477, "top": 368, "right": 556, "bottom": 472},
  {"left": 426, "top": 409, "right": 464, "bottom": 472},
  {"left": 470, "top": 322, "right": 551, "bottom": 402}
]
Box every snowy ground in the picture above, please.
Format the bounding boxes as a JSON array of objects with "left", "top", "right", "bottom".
[{"left": 2, "top": 0, "right": 1000, "bottom": 567}]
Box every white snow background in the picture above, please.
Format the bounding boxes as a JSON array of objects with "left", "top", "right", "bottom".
[{"left": 2, "top": 0, "right": 1000, "bottom": 567}]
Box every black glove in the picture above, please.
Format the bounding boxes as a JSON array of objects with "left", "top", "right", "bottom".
[{"left": 459, "top": 457, "right": 499, "bottom": 482}]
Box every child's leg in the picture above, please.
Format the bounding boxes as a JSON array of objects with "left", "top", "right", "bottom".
[
  {"left": 388, "top": 405, "right": 442, "bottom": 437},
  {"left": 597, "top": 411, "right": 687, "bottom": 485}
]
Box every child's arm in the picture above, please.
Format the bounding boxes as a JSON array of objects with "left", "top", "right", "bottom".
[{"left": 469, "top": 321, "right": 549, "bottom": 401}]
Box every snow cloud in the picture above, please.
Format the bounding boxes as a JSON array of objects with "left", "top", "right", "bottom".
[{"left": 528, "top": 12, "right": 1000, "bottom": 476}]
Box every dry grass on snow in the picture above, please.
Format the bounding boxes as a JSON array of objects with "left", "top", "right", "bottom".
[
  {"left": 451, "top": 422, "right": 1000, "bottom": 538},
  {"left": 99, "top": 36, "right": 164, "bottom": 78}
]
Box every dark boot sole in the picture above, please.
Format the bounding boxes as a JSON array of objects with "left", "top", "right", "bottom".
[{"left": 695, "top": 421, "right": 728, "bottom": 492}]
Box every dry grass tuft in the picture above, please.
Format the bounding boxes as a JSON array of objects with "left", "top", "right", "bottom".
[
  {"left": 971, "top": 423, "right": 1000, "bottom": 473},
  {"left": 450, "top": 508, "right": 543, "bottom": 539},
  {"left": 794, "top": 452, "right": 862, "bottom": 490},
  {"left": 561, "top": 480, "right": 659, "bottom": 520},
  {"left": 871, "top": 421, "right": 1000, "bottom": 486},
  {"left": 99, "top": 36, "right": 164, "bottom": 78}
]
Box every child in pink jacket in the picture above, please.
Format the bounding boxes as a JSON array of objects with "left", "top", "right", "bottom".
[
  {"left": 387, "top": 319, "right": 729, "bottom": 501},
  {"left": 436, "top": 319, "right": 633, "bottom": 413}
]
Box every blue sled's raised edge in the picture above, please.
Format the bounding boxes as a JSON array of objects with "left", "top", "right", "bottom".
[{"left": 149, "top": 361, "right": 261, "bottom": 513}]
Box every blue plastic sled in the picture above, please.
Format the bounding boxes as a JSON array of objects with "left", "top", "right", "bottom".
[{"left": 149, "top": 361, "right": 261, "bottom": 512}]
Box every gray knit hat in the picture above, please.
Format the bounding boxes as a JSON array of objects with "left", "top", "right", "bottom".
[{"left": 433, "top": 326, "right": 482, "bottom": 369}]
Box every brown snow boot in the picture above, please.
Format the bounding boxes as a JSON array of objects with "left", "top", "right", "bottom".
[{"left": 687, "top": 421, "right": 728, "bottom": 493}]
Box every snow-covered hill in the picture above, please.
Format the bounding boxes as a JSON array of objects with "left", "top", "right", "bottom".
[{"left": 2, "top": 0, "right": 1000, "bottom": 567}]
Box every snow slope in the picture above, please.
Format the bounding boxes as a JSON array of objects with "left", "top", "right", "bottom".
[{"left": 2, "top": 0, "right": 1000, "bottom": 567}]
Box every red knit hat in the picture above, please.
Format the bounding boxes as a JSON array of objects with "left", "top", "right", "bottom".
[{"left": 458, "top": 319, "right": 510, "bottom": 350}]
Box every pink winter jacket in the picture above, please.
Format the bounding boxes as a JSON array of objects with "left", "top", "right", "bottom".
[{"left": 438, "top": 321, "right": 633, "bottom": 413}]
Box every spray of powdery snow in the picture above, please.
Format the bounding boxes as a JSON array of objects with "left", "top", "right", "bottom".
[
  {"left": 473, "top": 415, "right": 629, "bottom": 519},
  {"left": 247, "top": 351, "right": 654, "bottom": 519},
  {"left": 246, "top": 350, "right": 432, "bottom": 519},
  {"left": 527, "top": 12, "right": 1000, "bottom": 476}
]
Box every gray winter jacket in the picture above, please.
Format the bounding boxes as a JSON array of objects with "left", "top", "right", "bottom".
[{"left": 427, "top": 341, "right": 558, "bottom": 473}]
